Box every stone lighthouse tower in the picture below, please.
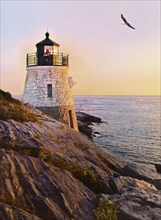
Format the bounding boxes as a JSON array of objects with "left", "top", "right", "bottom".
[{"left": 23, "top": 32, "right": 78, "bottom": 130}]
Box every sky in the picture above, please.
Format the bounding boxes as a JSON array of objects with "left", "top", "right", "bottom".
[{"left": 0, "top": 0, "right": 160, "bottom": 96}]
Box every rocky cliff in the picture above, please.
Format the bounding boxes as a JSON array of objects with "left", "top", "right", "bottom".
[{"left": 0, "top": 90, "right": 161, "bottom": 220}]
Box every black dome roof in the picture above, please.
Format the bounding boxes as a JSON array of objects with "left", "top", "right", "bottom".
[{"left": 36, "top": 32, "right": 59, "bottom": 47}]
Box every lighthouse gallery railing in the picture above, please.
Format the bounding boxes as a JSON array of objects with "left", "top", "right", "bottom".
[{"left": 26, "top": 53, "right": 69, "bottom": 67}]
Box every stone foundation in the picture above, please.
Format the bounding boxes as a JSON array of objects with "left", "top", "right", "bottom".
[{"left": 37, "top": 105, "right": 78, "bottom": 130}]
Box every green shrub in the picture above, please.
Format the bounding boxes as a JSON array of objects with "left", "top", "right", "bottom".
[{"left": 94, "top": 197, "right": 119, "bottom": 220}]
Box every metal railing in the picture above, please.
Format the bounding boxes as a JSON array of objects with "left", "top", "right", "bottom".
[
  {"left": 26, "top": 53, "right": 69, "bottom": 67},
  {"left": 27, "top": 53, "right": 37, "bottom": 66}
]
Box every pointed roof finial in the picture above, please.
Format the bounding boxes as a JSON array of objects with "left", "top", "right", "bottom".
[{"left": 45, "top": 32, "right": 49, "bottom": 38}]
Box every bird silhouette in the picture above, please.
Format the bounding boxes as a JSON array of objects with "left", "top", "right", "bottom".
[{"left": 121, "top": 14, "right": 135, "bottom": 30}]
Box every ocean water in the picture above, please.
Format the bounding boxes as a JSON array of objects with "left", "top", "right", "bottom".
[{"left": 74, "top": 96, "right": 161, "bottom": 165}]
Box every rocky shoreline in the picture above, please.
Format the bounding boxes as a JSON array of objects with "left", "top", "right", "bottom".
[
  {"left": 76, "top": 112, "right": 102, "bottom": 139},
  {"left": 0, "top": 91, "right": 161, "bottom": 220}
]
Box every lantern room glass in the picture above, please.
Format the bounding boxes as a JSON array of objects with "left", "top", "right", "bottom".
[
  {"left": 53, "top": 45, "right": 59, "bottom": 55},
  {"left": 44, "top": 46, "right": 53, "bottom": 55}
]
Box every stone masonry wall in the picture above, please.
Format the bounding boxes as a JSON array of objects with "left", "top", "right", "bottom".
[
  {"left": 23, "top": 66, "right": 78, "bottom": 130},
  {"left": 37, "top": 105, "right": 78, "bottom": 130},
  {"left": 23, "top": 66, "right": 74, "bottom": 106}
]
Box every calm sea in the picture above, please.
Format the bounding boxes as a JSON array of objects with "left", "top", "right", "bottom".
[{"left": 74, "top": 96, "right": 161, "bottom": 166}]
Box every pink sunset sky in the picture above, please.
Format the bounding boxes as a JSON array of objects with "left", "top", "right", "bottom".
[{"left": 0, "top": 0, "right": 160, "bottom": 96}]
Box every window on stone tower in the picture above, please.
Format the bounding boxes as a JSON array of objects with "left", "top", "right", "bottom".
[{"left": 47, "top": 84, "right": 52, "bottom": 98}]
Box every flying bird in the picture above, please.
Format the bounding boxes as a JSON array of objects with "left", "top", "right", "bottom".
[{"left": 121, "top": 14, "right": 135, "bottom": 30}]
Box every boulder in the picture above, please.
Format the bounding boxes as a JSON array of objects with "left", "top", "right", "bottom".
[
  {"left": 104, "top": 186, "right": 161, "bottom": 220},
  {"left": 109, "top": 176, "right": 157, "bottom": 193},
  {"left": 120, "top": 163, "right": 161, "bottom": 190},
  {"left": 76, "top": 112, "right": 102, "bottom": 138},
  {"left": 76, "top": 112, "right": 102, "bottom": 124}
]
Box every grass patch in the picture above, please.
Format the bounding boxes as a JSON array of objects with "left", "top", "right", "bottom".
[
  {"left": 74, "top": 142, "right": 88, "bottom": 151},
  {"left": 94, "top": 197, "right": 119, "bottom": 220},
  {"left": 0, "top": 139, "right": 51, "bottom": 161},
  {"left": 0, "top": 89, "right": 21, "bottom": 104},
  {"left": 0, "top": 102, "right": 38, "bottom": 122},
  {"left": 72, "top": 166, "right": 107, "bottom": 194},
  {"left": 0, "top": 90, "right": 38, "bottom": 122}
]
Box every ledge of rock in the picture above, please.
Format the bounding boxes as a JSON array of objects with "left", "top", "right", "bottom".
[{"left": 76, "top": 112, "right": 102, "bottom": 138}]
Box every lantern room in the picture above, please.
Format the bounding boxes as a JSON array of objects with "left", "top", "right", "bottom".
[{"left": 26, "top": 32, "right": 69, "bottom": 66}]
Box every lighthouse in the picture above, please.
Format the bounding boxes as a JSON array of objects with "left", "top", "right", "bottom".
[{"left": 23, "top": 32, "right": 78, "bottom": 130}]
